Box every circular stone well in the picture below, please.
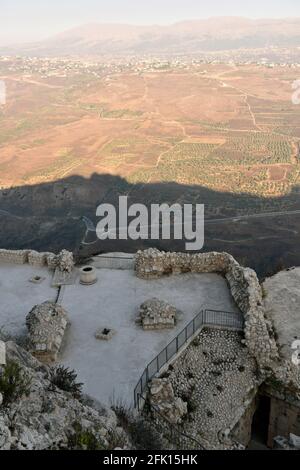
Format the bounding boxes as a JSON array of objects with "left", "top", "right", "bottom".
[{"left": 79, "top": 266, "right": 98, "bottom": 286}]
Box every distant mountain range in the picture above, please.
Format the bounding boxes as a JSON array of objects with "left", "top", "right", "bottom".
[{"left": 1, "top": 17, "right": 300, "bottom": 57}]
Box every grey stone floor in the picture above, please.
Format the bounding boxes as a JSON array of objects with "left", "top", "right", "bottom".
[{"left": 0, "top": 263, "right": 56, "bottom": 338}]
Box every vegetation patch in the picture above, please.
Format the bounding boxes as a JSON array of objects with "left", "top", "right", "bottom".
[
  {"left": 0, "top": 360, "right": 31, "bottom": 406},
  {"left": 48, "top": 365, "right": 83, "bottom": 399}
]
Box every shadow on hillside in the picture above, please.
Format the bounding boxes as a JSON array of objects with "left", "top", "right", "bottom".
[{"left": 1, "top": 172, "right": 300, "bottom": 278}]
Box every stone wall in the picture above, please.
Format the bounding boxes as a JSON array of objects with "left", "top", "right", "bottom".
[
  {"left": 0, "top": 248, "right": 73, "bottom": 271},
  {"left": 230, "top": 397, "right": 257, "bottom": 448},
  {"left": 0, "top": 249, "right": 29, "bottom": 265},
  {"left": 26, "top": 301, "right": 70, "bottom": 363},
  {"left": 135, "top": 249, "right": 279, "bottom": 369}
]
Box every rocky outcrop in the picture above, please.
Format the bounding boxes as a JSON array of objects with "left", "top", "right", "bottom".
[
  {"left": 262, "top": 268, "right": 300, "bottom": 397},
  {"left": 274, "top": 434, "right": 300, "bottom": 450},
  {"left": 0, "top": 342, "right": 129, "bottom": 450},
  {"left": 26, "top": 302, "right": 69, "bottom": 363},
  {"left": 137, "top": 298, "right": 180, "bottom": 330},
  {"left": 149, "top": 378, "right": 187, "bottom": 424},
  {"left": 135, "top": 249, "right": 279, "bottom": 369}
]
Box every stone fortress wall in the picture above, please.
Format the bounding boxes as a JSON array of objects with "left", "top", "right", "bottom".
[
  {"left": 0, "top": 248, "right": 72, "bottom": 271},
  {"left": 135, "top": 248, "right": 279, "bottom": 370}
]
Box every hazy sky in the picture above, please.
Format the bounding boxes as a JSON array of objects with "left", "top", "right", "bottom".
[{"left": 1, "top": 0, "right": 299, "bottom": 45}]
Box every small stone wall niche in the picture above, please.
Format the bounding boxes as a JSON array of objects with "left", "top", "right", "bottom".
[{"left": 26, "top": 301, "right": 70, "bottom": 363}]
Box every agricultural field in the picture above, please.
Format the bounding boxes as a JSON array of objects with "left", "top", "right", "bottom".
[{"left": 0, "top": 58, "right": 300, "bottom": 275}]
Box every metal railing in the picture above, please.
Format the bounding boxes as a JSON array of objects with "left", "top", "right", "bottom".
[{"left": 134, "top": 309, "right": 244, "bottom": 409}]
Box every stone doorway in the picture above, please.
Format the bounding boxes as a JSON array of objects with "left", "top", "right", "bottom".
[{"left": 250, "top": 395, "right": 271, "bottom": 448}]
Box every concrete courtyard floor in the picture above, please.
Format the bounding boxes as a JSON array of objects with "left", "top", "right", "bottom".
[
  {"left": 0, "top": 263, "right": 57, "bottom": 338},
  {"left": 60, "top": 269, "right": 240, "bottom": 406},
  {"left": 0, "top": 262, "right": 240, "bottom": 407}
]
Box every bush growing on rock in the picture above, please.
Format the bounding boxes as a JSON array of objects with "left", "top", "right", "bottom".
[
  {"left": 0, "top": 360, "right": 31, "bottom": 406},
  {"left": 49, "top": 365, "right": 83, "bottom": 399}
]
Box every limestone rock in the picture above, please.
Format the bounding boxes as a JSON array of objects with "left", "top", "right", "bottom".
[
  {"left": 56, "top": 250, "right": 74, "bottom": 273},
  {"left": 149, "top": 378, "right": 187, "bottom": 424},
  {"left": 289, "top": 433, "right": 300, "bottom": 449},
  {"left": 0, "top": 341, "right": 129, "bottom": 450}
]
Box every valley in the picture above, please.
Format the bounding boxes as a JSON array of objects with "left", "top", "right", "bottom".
[{"left": 0, "top": 57, "right": 300, "bottom": 276}]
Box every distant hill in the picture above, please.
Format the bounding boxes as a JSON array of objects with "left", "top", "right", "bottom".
[{"left": 1, "top": 17, "right": 300, "bottom": 57}]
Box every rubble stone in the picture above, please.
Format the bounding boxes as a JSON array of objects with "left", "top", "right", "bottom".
[
  {"left": 56, "top": 249, "right": 74, "bottom": 273},
  {"left": 149, "top": 378, "right": 187, "bottom": 424},
  {"left": 26, "top": 302, "right": 70, "bottom": 363},
  {"left": 137, "top": 298, "right": 180, "bottom": 330}
]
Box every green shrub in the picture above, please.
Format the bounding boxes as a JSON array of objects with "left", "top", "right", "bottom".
[
  {"left": 68, "top": 421, "right": 105, "bottom": 450},
  {"left": 49, "top": 365, "right": 83, "bottom": 399},
  {"left": 0, "top": 360, "right": 31, "bottom": 406}
]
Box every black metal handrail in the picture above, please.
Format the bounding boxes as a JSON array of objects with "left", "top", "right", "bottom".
[{"left": 134, "top": 308, "right": 244, "bottom": 409}]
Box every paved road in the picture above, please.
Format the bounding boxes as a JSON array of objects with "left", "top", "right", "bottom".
[
  {"left": 205, "top": 210, "right": 300, "bottom": 225},
  {"left": 0, "top": 209, "right": 22, "bottom": 219}
]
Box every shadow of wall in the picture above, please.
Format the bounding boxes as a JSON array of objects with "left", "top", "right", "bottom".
[{"left": 1, "top": 172, "right": 300, "bottom": 278}]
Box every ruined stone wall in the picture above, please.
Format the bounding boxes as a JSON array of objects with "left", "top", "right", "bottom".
[
  {"left": 135, "top": 249, "right": 279, "bottom": 369},
  {"left": 26, "top": 301, "right": 69, "bottom": 363},
  {"left": 230, "top": 397, "right": 257, "bottom": 448},
  {"left": 0, "top": 249, "right": 30, "bottom": 265},
  {"left": 0, "top": 248, "right": 73, "bottom": 271}
]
